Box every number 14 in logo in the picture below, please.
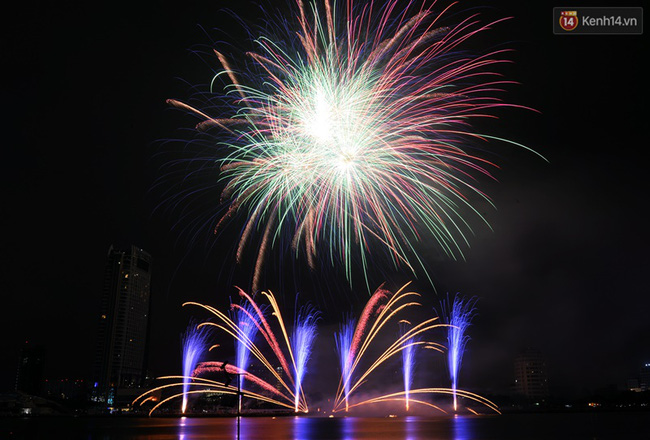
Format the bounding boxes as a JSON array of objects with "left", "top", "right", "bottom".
[{"left": 560, "top": 10, "right": 578, "bottom": 31}]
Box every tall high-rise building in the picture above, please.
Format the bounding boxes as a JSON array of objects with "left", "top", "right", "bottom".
[
  {"left": 514, "top": 347, "right": 549, "bottom": 400},
  {"left": 92, "top": 245, "right": 152, "bottom": 404},
  {"left": 15, "top": 341, "right": 46, "bottom": 396},
  {"left": 640, "top": 363, "right": 650, "bottom": 391}
]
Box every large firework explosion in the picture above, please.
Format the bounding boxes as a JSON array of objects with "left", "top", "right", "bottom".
[{"left": 164, "top": 0, "right": 540, "bottom": 291}]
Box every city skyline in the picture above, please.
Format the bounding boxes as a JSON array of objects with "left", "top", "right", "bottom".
[{"left": 1, "top": 0, "right": 647, "bottom": 403}]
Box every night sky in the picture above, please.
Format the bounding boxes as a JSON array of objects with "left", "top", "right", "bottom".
[{"left": 2, "top": 1, "right": 647, "bottom": 398}]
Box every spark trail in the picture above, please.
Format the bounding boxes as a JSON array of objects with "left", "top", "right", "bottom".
[
  {"left": 400, "top": 321, "right": 420, "bottom": 412},
  {"left": 334, "top": 316, "right": 356, "bottom": 412},
  {"left": 291, "top": 302, "right": 320, "bottom": 412},
  {"left": 440, "top": 294, "right": 478, "bottom": 412},
  {"left": 230, "top": 299, "right": 264, "bottom": 410},
  {"left": 180, "top": 319, "right": 212, "bottom": 413}
]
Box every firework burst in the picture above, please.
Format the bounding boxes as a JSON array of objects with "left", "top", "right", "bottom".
[{"left": 168, "top": 0, "right": 541, "bottom": 290}]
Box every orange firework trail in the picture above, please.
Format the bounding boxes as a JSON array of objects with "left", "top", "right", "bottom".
[
  {"left": 345, "top": 388, "right": 500, "bottom": 414},
  {"left": 132, "top": 374, "right": 295, "bottom": 416}
]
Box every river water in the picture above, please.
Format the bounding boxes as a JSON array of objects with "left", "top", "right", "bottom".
[{"left": 2, "top": 412, "right": 649, "bottom": 439}]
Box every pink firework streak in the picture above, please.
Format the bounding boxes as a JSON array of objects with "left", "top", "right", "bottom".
[
  {"left": 193, "top": 361, "right": 292, "bottom": 403},
  {"left": 335, "top": 285, "right": 391, "bottom": 411},
  {"left": 234, "top": 287, "right": 295, "bottom": 386},
  {"left": 348, "top": 286, "right": 390, "bottom": 362}
]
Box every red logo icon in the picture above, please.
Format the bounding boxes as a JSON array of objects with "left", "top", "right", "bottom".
[{"left": 560, "top": 11, "right": 579, "bottom": 31}]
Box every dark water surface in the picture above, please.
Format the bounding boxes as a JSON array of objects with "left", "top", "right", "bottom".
[{"left": 2, "top": 412, "right": 649, "bottom": 439}]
